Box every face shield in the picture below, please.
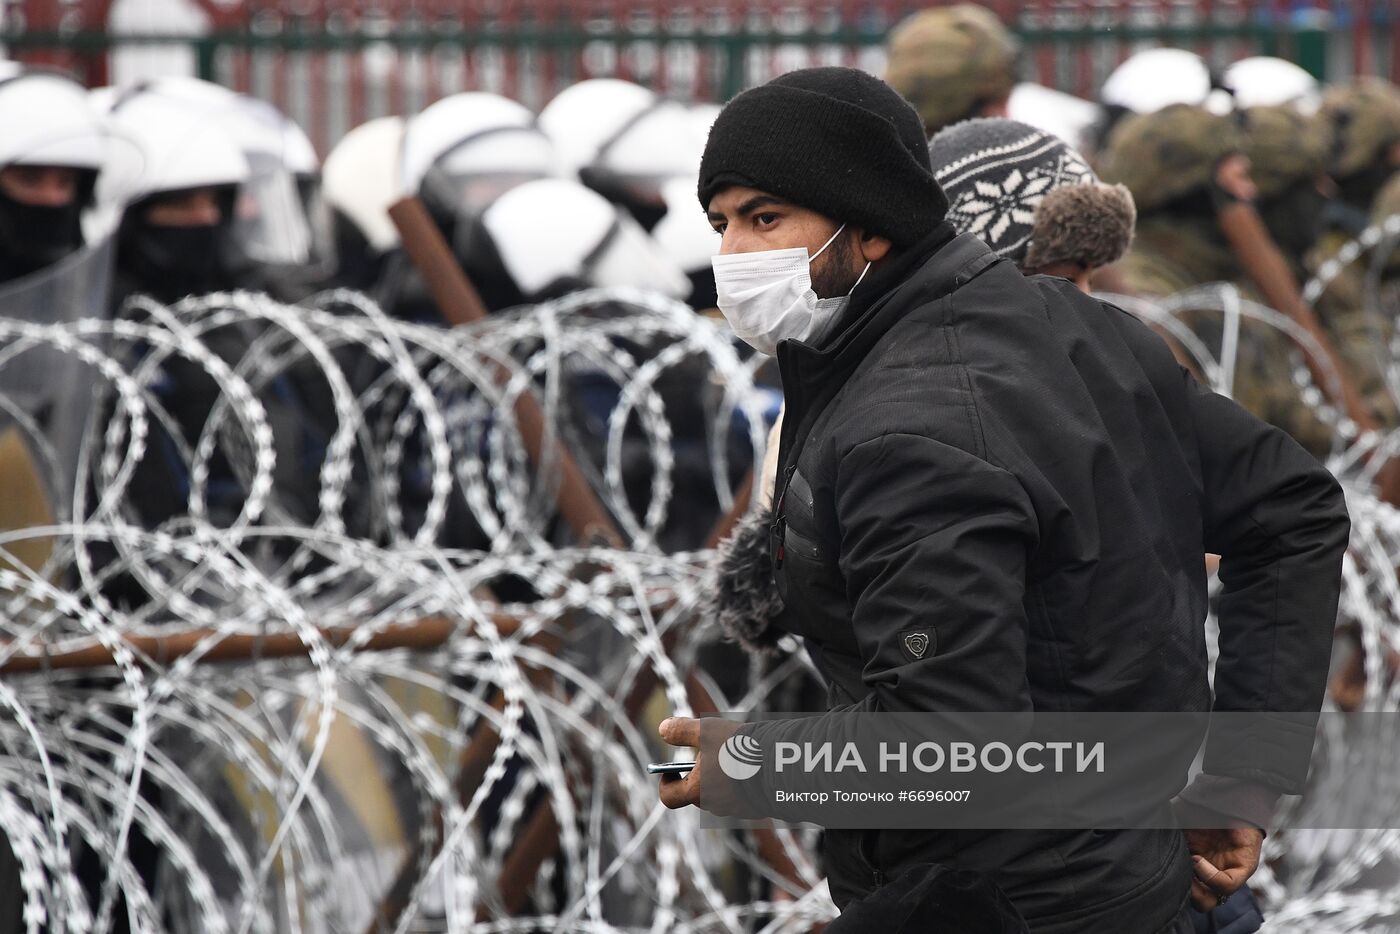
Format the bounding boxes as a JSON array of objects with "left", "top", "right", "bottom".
[
  {"left": 234, "top": 150, "right": 318, "bottom": 266},
  {"left": 0, "top": 238, "right": 114, "bottom": 514},
  {"left": 419, "top": 128, "right": 556, "bottom": 228},
  {"left": 295, "top": 170, "right": 335, "bottom": 266}
]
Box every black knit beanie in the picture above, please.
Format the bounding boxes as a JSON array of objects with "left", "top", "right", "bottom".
[{"left": 697, "top": 67, "right": 948, "bottom": 246}]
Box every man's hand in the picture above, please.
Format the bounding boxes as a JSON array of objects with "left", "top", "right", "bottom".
[
  {"left": 1182, "top": 827, "right": 1263, "bottom": 911},
  {"left": 657, "top": 716, "right": 741, "bottom": 812}
]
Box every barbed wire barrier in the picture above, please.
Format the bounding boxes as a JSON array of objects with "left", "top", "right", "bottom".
[{"left": 0, "top": 251, "right": 1395, "bottom": 931}]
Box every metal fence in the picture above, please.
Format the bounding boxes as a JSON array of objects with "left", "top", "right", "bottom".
[{"left": 3, "top": 0, "right": 1399, "bottom": 155}]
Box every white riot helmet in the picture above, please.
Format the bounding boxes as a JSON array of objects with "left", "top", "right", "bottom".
[
  {"left": 0, "top": 70, "right": 106, "bottom": 173},
  {"left": 539, "top": 79, "right": 701, "bottom": 230},
  {"left": 1225, "top": 56, "right": 1321, "bottom": 113},
  {"left": 1007, "top": 82, "right": 1100, "bottom": 154},
  {"left": 110, "top": 77, "right": 330, "bottom": 276},
  {"left": 322, "top": 116, "right": 405, "bottom": 288},
  {"left": 224, "top": 92, "right": 329, "bottom": 282},
  {"left": 649, "top": 103, "right": 726, "bottom": 308},
  {"left": 102, "top": 89, "right": 249, "bottom": 206},
  {"left": 0, "top": 69, "right": 107, "bottom": 280},
  {"left": 478, "top": 178, "right": 689, "bottom": 304},
  {"left": 401, "top": 92, "right": 556, "bottom": 228},
  {"left": 1101, "top": 48, "right": 1233, "bottom": 116},
  {"left": 86, "top": 83, "right": 119, "bottom": 114},
  {"left": 688, "top": 102, "right": 723, "bottom": 146},
  {"left": 652, "top": 176, "right": 719, "bottom": 309},
  {"left": 102, "top": 90, "right": 251, "bottom": 302}
]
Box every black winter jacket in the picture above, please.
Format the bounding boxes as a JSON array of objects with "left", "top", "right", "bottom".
[{"left": 745, "top": 226, "right": 1350, "bottom": 933}]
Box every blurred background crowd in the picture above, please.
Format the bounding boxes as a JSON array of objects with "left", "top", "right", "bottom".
[{"left": 2, "top": 1, "right": 1400, "bottom": 932}]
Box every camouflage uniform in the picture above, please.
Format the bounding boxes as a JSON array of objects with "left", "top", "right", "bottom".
[
  {"left": 1320, "top": 77, "right": 1400, "bottom": 221},
  {"left": 1241, "top": 104, "right": 1330, "bottom": 206},
  {"left": 884, "top": 4, "right": 1018, "bottom": 135},
  {"left": 1099, "top": 105, "right": 1337, "bottom": 456},
  {"left": 1376, "top": 171, "right": 1400, "bottom": 222},
  {"left": 1315, "top": 79, "right": 1400, "bottom": 292},
  {"left": 1316, "top": 78, "right": 1400, "bottom": 279},
  {"left": 1373, "top": 171, "right": 1400, "bottom": 282},
  {"left": 1245, "top": 104, "right": 1400, "bottom": 432}
]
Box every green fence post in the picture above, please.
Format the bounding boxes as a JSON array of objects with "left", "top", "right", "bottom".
[
  {"left": 1292, "top": 7, "right": 1330, "bottom": 82},
  {"left": 719, "top": 33, "right": 746, "bottom": 102},
  {"left": 195, "top": 36, "right": 217, "bottom": 82}
]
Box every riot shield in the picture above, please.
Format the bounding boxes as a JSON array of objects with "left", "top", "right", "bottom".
[{"left": 0, "top": 238, "right": 114, "bottom": 567}]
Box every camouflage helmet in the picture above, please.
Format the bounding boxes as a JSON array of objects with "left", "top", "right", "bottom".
[
  {"left": 1320, "top": 77, "right": 1400, "bottom": 180},
  {"left": 1240, "top": 104, "right": 1331, "bottom": 199},
  {"left": 1097, "top": 104, "right": 1241, "bottom": 212},
  {"left": 885, "top": 4, "right": 1019, "bottom": 135}
]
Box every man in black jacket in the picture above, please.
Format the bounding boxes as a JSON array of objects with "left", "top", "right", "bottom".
[{"left": 657, "top": 68, "right": 1349, "bottom": 933}]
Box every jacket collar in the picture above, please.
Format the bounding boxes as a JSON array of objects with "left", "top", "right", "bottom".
[
  {"left": 819, "top": 223, "right": 955, "bottom": 352},
  {"left": 776, "top": 222, "right": 997, "bottom": 393},
  {"left": 771, "top": 223, "right": 1002, "bottom": 487}
]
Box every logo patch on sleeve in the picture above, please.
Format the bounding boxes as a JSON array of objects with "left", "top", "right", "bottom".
[{"left": 901, "top": 630, "right": 932, "bottom": 660}]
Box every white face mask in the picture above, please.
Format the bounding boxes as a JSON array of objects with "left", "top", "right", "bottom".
[{"left": 710, "top": 223, "right": 872, "bottom": 356}]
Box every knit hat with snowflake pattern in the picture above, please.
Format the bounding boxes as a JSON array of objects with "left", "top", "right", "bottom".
[{"left": 929, "top": 117, "right": 1135, "bottom": 272}]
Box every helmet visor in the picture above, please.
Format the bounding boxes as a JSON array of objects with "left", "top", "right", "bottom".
[{"left": 233, "top": 151, "right": 316, "bottom": 265}]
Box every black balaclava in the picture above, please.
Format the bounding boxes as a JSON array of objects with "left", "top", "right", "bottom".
[
  {"left": 1257, "top": 179, "right": 1331, "bottom": 259},
  {"left": 0, "top": 168, "right": 95, "bottom": 282},
  {"left": 329, "top": 207, "right": 386, "bottom": 292},
  {"left": 1336, "top": 158, "right": 1398, "bottom": 215},
  {"left": 116, "top": 185, "right": 243, "bottom": 305}
]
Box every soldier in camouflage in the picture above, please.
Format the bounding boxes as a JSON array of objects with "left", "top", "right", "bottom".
[
  {"left": 1304, "top": 80, "right": 1400, "bottom": 712},
  {"left": 1376, "top": 171, "right": 1400, "bottom": 222},
  {"left": 1320, "top": 77, "right": 1400, "bottom": 221},
  {"left": 1243, "top": 103, "right": 1399, "bottom": 433},
  {"left": 1099, "top": 104, "right": 1337, "bottom": 457},
  {"left": 884, "top": 4, "right": 1019, "bottom": 135},
  {"left": 1373, "top": 173, "right": 1400, "bottom": 291},
  {"left": 1314, "top": 77, "right": 1400, "bottom": 286},
  {"left": 1315, "top": 79, "right": 1400, "bottom": 347},
  {"left": 1104, "top": 101, "right": 1400, "bottom": 720}
]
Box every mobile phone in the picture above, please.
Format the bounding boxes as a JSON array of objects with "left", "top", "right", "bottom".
[{"left": 647, "top": 759, "right": 697, "bottom": 775}]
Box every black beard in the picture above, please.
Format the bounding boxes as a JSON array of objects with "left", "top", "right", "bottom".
[{"left": 809, "top": 228, "right": 860, "bottom": 299}]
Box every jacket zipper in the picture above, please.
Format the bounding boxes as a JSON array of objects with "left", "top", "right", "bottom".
[
  {"left": 858, "top": 830, "right": 886, "bottom": 887},
  {"left": 772, "top": 464, "right": 797, "bottom": 570}
]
